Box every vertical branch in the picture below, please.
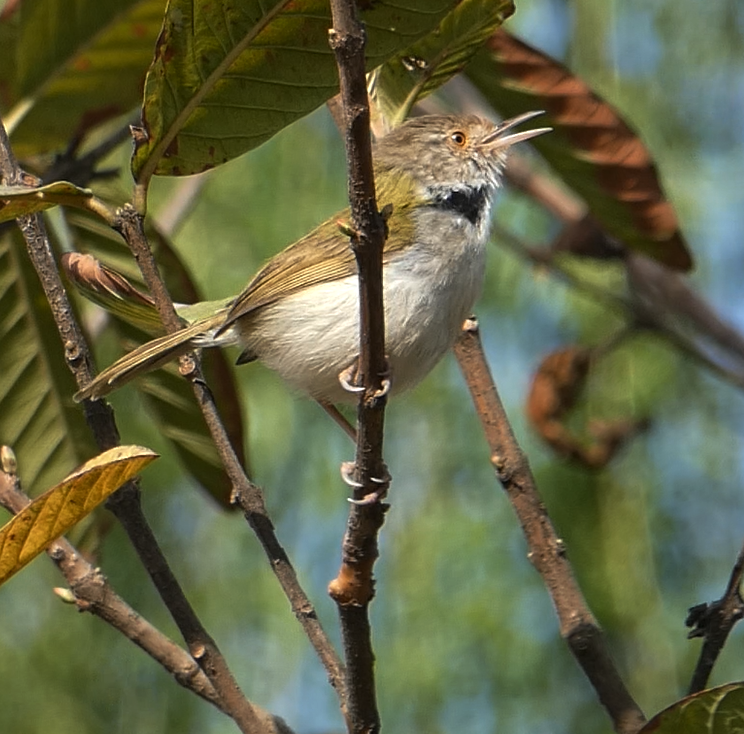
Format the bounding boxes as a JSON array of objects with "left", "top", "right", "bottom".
[
  {"left": 327, "top": 1, "right": 388, "bottom": 732},
  {"left": 454, "top": 319, "right": 646, "bottom": 734}
]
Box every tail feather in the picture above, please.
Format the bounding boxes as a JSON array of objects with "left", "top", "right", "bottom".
[{"left": 75, "top": 311, "right": 229, "bottom": 402}]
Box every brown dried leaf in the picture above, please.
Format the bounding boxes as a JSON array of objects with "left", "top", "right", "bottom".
[
  {"left": 526, "top": 346, "right": 591, "bottom": 430},
  {"left": 468, "top": 30, "right": 693, "bottom": 271},
  {"left": 526, "top": 346, "right": 646, "bottom": 468},
  {"left": 0, "top": 446, "right": 157, "bottom": 586}
]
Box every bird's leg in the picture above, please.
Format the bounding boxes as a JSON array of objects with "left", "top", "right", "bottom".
[{"left": 318, "top": 400, "right": 357, "bottom": 442}]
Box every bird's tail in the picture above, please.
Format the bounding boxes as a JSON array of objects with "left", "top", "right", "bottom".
[{"left": 74, "top": 311, "right": 231, "bottom": 402}]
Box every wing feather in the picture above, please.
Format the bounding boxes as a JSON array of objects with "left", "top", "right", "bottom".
[{"left": 221, "top": 168, "right": 419, "bottom": 332}]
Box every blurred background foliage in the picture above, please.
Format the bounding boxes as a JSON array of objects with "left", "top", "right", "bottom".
[{"left": 1, "top": 0, "right": 744, "bottom": 733}]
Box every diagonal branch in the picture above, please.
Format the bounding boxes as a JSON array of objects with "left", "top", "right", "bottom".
[
  {"left": 0, "top": 118, "right": 264, "bottom": 734},
  {"left": 454, "top": 318, "right": 646, "bottom": 734},
  {"left": 0, "top": 456, "right": 221, "bottom": 710},
  {"left": 112, "top": 204, "right": 347, "bottom": 710}
]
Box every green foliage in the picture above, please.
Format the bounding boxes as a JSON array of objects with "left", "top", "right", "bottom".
[
  {"left": 640, "top": 683, "right": 744, "bottom": 733},
  {"left": 0, "top": 181, "right": 92, "bottom": 222},
  {"left": 370, "top": 0, "right": 513, "bottom": 129},
  {"left": 1, "top": 0, "right": 744, "bottom": 733},
  {"left": 133, "top": 0, "right": 463, "bottom": 180},
  {"left": 0, "top": 230, "right": 95, "bottom": 494},
  {"left": 2, "top": 0, "right": 166, "bottom": 157}
]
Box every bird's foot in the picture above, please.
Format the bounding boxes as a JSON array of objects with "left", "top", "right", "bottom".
[
  {"left": 338, "top": 361, "right": 365, "bottom": 394},
  {"left": 338, "top": 357, "right": 391, "bottom": 400},
  {"left": 340, "top": 461, "right": 391, "bottom": 504}
]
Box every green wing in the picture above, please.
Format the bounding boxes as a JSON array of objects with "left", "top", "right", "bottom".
[{"left": 222, "top": 168, "right": 418, "bottom": 330}]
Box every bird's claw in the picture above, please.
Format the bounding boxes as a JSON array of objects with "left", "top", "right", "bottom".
[
  {"left": 340, "top": 461, "right": 363, "bottom": 487},
  {"left": 373, "top": 376, "right": 391, "bottom": 399},
  {"left": 340, "top": 461, "right": 391, "bottom": 504},
  {"left": 348, "top": 492, "right": 385, "bottom": 506},
  {"left": 338, "top": 363, "right": 365, "bottom": 394},
  {"left": 338, "top": 358, "right": 392, "bottom": 398}
]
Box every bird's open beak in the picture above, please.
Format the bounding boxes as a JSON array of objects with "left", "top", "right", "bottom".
[{"left": 482, "top": 110, "right": 552, "bottom": 149}]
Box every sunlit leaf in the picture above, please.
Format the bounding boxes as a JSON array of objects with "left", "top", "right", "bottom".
[
  {"left": 1, "top": 0, "right": 166, "bottom": 158},
  {"left": 0, "top": 230, "right": 96, "bottom": 494},
  {"left": 0, "top": 445, "right": 157, "bottom": 586},
  {"left": 0, "top": 181, "right": 92, "bottom": 222},
  {"left": 640, "top": 683, "right": 744, "bottom": 733},
  {"left": 370, "top": 0, "right": 513, "bottom": 132},
  {"left": 132, "top": 0, "right": 459, "bottom": 180}
]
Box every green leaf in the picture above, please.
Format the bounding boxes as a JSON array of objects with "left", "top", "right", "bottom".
[
  {"left": 370, "top": 0, "right": 514, "bottom": 130},
  {"left": 0, "top": 181, "right": 93, "bottom": 223},
  {"left": 2, "top": 0, "right": 166, "bottom": 158},
  {"left": 0, "top": 445, "right": 157, "bottom": 586},
  {"left": 132, "top": 0, "right": 459, "bottom": 180},
  {"left": 0, "top": 7, "right": 19, "bottom": 110},
  {"left": 0, "top": 230, "right": 97, "bottom": 495},
  {"left": 640, "top": 683, "right": 744, "bottom": 733}
]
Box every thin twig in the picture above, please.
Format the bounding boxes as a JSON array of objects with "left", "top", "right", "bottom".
[
  {"left": 198, "top": 385, "right": 347, "bottom": 702},
  {"left": 0, "top": 462, "right": 222, "bottom": 711},
  {"left": 454, "top": 318, "right": 646, "bottom": 734},
  {"left": 112, "top": 205, "right": 346, "bottom": 722},
  {"left": 327, "top": 1, "right": 390, "bottom": 732},
  {"left": 687, "top": 538, "right": 744, "bottom": 693},
  {"left": 497, "top": 226, "right": 744, "bottom": 391},
  {"left": 0, "top": 457, "right": 297, "bottom": 734},
  {"left": 0, "top": 119, "right": 263, "bottom": 734}
]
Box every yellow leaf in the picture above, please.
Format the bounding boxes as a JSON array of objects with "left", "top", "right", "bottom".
[{"left": 0, "top": 446, "right": 158, "bottom": 586}]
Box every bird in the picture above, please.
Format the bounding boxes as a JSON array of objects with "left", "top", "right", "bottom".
[{"left": 75, "top": 112, "right": 550, "bottom": 406}]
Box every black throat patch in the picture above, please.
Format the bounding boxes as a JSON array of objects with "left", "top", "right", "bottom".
[{"left": 430, "top": 186, "right": 489, "bottom": 226}]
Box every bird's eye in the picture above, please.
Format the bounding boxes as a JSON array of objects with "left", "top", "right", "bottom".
[{"left": 450, "top": 131, "right": 467, "bottom": 147}]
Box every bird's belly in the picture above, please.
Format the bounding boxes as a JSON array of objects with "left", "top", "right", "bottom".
[{"left": 240, "top": 243, "right": 486, "bottom": 403}]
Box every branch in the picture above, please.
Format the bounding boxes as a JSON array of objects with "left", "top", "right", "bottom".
[
  {"left": 0, "top": 456, "right": 220, "bottom": 708},
  {"left": 0, "top": 451, "right": 297, "bottom": 734},
  {"left": 0, "top": 118, "right": 264, "bottom": 734},
  {"left": 327, "top": 1, "right": 390, "bottom": 732},
  {"left": 112, "top": 207, "right": 346, "bottom": 713},
  {"left": 496, "top": 226, "right": 744, "bottom": 392},
  {"left": 686, "top": 537, "right": 744, "bottom": 693},
  {"left": 454, "top": 319, "right": 646, "bottom": 734}
]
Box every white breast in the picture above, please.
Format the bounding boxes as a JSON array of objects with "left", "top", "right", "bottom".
[{"left": 242, "top": 216, "right": 488, "bottom": 404}]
